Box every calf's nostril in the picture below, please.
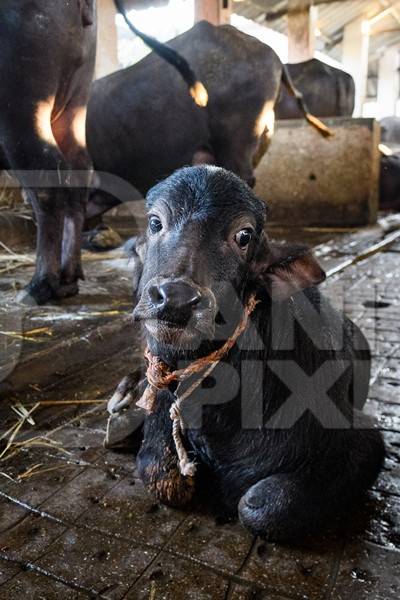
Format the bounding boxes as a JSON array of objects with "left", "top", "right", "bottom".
[
  {"left": 148, "top": 285, "right": 165, "bottom": 308},
  {"left": 188, "top": 290, "right": 202, "bottom": 307},
  {"left": 153, "top": 281, "right": 202, "bottom": 311}
]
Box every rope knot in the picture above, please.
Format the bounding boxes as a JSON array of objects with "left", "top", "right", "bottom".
[{"left": 145, "top": 348, "right": 173, "bottom": 389}]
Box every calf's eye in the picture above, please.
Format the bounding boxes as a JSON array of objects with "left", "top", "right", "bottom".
[
  {"left": 149, "top": 216, "right": 162, "bottom": 234},
  {"left": 235, "top": 228, "right": 253, "bottom": 249}
]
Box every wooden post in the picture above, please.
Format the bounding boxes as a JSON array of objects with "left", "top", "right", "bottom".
[
  {"left": 95, "top": 0, "right": 120, "bottom": 80},
  {"left": 194, "top": 0, "right": 232, "bottom": 25},
  {"left": 287, "top": 0, "right": 316, "bottom": 63}
]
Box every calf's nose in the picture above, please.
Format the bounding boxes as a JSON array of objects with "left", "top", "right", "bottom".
[{"left": 148, "top": 280, "right": 201, "bottom": 311}]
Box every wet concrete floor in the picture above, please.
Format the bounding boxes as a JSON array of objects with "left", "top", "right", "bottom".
[{"left": 0, "top": 214, "right": 400, "bottom": 599}]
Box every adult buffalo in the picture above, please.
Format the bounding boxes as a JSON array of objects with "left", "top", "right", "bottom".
[
  {"left": 275, "top": 58, "right": 355, "bottom": 119},
  {"left": 86, "top": 21, "right": 329, "bottom": 221},
  {"left": 109, "top": 165, "right": 384, "bottom": 540},
  {"left": 0, "top": 0, "right": 206, "bottom": 304},
  {"left": 380, "top": 153, "right": 400, "bottom": 211},
  {"left": 0, "top": 0, "right": 97, "bottom": 305},
  {"left": 379, "top": 119, "right": 400, "bottom": 211},
  {"left": 381, "top": 116, "right": 400, "bottom": 147}
]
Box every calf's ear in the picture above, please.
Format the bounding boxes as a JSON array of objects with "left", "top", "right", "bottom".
[
  {"left": 124, "top": 236, "right": 147, "bottom": 299},
  {"left": 253, "top": 239, "right": 326, "bottom": 301}
]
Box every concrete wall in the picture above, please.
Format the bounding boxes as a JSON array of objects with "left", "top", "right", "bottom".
[{"left": 255, "top": 118, "right": 380, "bottom": 227}]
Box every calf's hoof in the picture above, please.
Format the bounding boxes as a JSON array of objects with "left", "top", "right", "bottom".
[{"left": 145, "top": 464, "right": 195, "bottom": 508}]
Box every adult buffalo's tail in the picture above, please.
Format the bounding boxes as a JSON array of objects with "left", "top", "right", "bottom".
[
  {"left": 113, "top": 0, "right": 208, "bottom": 107},
  {"left": 281, "top": 65, "right": 333, "bottom": 137}
]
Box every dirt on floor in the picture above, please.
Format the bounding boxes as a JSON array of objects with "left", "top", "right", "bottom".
[{"left": 0, "top": 214, "right": 400, "bottom": 599}]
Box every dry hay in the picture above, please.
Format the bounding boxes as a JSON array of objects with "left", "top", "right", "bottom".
[
  {"left": 0, "top": 239, "right": 34, "bottom": 275},
  {"left": 0, "top": 179, "right": 23, "bottom": 211},
  {"left": 0, "top": 400, "right": 106, "bottom": 482}
]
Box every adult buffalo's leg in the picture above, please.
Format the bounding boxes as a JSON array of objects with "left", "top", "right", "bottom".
[
  {"left": 137, "top": 390, "right": 195, "bottom": 508},
  {"left": 61, "top": 176, "right": 87, "bottom": 287},
  {"left": 238, "top": 430, "right": 384, "bottom": 541},
  {"left": 83, "top": 190, "right": 123, "bottom": 252},
  {"left": 86, "top": 190, "right": 122, "bottom": 221},
  {"left": 213, "top": 134, "right": 257, "bottom": 188},
  {"left": 192, "top": 147, "right": 217, "bottom": 166},
  {"left": 52, "top": 106, "right": 93, "bottom": 287},
  {"left": 3, "top": 126, "right": 74, "bottom": 305}
]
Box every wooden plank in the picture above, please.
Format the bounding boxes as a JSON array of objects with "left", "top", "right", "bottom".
[
  {"left": 287, "top": 0, "right": 316, "bottom": 62},
  {"left": 194, "top": 0, "right": 232, "bottom": 25}
]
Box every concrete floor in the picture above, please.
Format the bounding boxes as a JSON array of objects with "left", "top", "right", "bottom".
[{"left": 0, "top": 216, "right": 400, "bottom": 599}]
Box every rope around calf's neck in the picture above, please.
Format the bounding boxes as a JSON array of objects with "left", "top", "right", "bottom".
[{"left": 136, "top": 293, "right": 260, "bottom": 477}]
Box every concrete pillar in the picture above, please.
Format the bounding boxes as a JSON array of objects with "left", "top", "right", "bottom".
[
  {"left": 95, "top": 0, "right": 120, "bottom": 80},
  {"left": 194, "top": 0, "right": 232, "bottom": 25},
  {"left": 377, "top": 47, "right": 400, "bottom": 119},
  {"left": 287, "top": 0, "right": 317, "bottom": 63},
  {"left": 342, "top": 17, "right": 370, "bottom": 117}
]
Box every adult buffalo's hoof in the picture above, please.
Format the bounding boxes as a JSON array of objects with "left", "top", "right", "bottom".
[
  {"left": 15, "top": 278, "right": 79, "bottom": 306},
  {"left": 54, "top": 281, "right": 80, "bottom": 299},
  {"left": 82, "top": 225, "right": 122, "bottom": 252},
  {"left": 15, "top": 288, "right": 40, "bottom": 306}
]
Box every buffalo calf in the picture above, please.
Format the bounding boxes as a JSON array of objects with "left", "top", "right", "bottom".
[{"left": 124, "top": 166, "right": 384, "bottom": 540}]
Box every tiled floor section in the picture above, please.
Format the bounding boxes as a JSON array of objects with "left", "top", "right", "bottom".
[{"left": 0, "top": 237, "right": 399, "bottom": 599}]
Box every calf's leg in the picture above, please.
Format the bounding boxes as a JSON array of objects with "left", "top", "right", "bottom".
[
  {"left": 238, "top": 429, "right": 384, "bottom": 541},
  {"left": 239, "top": 473, "right": 332, "bottom": 541},
  {"left": 137, "top": 391, "right": 195, "bottom": 508}
]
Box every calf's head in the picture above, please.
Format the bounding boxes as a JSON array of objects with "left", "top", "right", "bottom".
[{"left": 129, "top": 166, "right": 325, "bottom": 352}]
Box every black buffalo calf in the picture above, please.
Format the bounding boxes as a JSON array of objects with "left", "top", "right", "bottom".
[{"left": 125, "top": 166, "right": 384, "bottom": 541}]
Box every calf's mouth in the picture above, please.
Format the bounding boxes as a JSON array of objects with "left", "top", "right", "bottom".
[{"left": 133, "top": 277, "right": 217, "bottom": 345}]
